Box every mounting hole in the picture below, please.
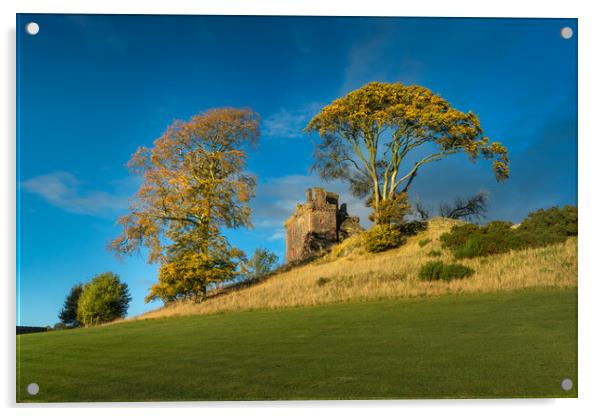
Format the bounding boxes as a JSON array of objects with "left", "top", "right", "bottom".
[
  {"left": 560, "top": 378, "right": 573, "bottom": 391},
  {"left": 25, "top": 22, "right": 40, "bottom": 36},
  {"left": 26, "top": 383, "right": 39, "bottom": 395},
  {"left": 560, "top": 27, "right": 573, "bottom": 40}
]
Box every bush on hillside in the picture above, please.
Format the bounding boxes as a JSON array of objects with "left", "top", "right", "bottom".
[
  {"left": 440, "top": 205, "right": 578, "bottom": 259},
  {"left": 418, "top": 261, "right": 474, "bottom": 281},
  {"left": 316, "top": 277, "right": 331, "bottom": 286},
  {"left": 518, "top": 205, "right": 577, "bottom": 245},
  {"left": 368, "top": 192, "right": 411, "bottom": 225},
  {"left": 418, "top": 238, "right": 432, "bottom": 247},
  {"left": 397, "top": 220, "right": 428, "bottom": 236},
  {"left": 364, "top": 224, "right": 406, "bottom": 253}
]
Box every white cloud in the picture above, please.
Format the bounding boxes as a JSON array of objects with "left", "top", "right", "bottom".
[
  {"left": 20, "top": 171, "right": 138, "bottom": 217},
  {"left": 263, "top": 103, "right": 323, "bottom": 139},
  {"left": 267, "top": 230, "right": 286, "bottom": 241}
]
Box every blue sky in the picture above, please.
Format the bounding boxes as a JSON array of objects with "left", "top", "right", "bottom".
[{"left": 17, "top": 15, "right": 577, "bottom": 326}]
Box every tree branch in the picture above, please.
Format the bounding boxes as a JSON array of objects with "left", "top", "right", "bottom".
[{"left": 393, "top": 150, "right": 458, "bottom": 191}]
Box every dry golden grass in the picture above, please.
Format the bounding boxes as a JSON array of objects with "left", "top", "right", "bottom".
[{"left": 139, "top": 218, "right": 577, "bottom": 320}]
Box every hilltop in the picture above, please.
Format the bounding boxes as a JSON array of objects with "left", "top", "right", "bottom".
[{"left": 140, "top": 217, "right": 577, "bottom": 320}]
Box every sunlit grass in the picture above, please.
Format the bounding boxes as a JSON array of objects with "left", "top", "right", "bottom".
[{"left": 141, "top": 218, "right": 577, "bottom": 320}]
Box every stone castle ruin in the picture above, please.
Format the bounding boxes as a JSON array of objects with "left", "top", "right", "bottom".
[{"left": 285, "top": 187, "right": 364, "bottom": 263}]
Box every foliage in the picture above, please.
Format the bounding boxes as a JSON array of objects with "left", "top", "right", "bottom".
[
  {"left": 316, "top": 277, "right": 331, "bottom": 286},
  {"left": 367, "top": 191, "right": 411, "bottom": 225},
  {"left": 441, "top": 221, "right": 517, "bottom": 259},
  {"left": 518, "top": 205, "right": 578, "bottom": 244},
  {"left": 418, "top": 261, "right": 474, "bottom": 281},
  {"left": 427, "top": 249, "right": 442, "bottom": 257},
  {"left": 418, "top": 238, "right": 431, "bottom": 247},
  {"left": 242, "top": 248, "right": 279, "bottom": 282},
  {"left": 439, "top": 191, "right": 489, "bottom": 222},
  {"left": 109, "top": 108, "right": 260, "bottom": 302},
  {"left": 58, "top": 283, "right": 83, "bottom": 328},
  {"left": 397, "top": 220, "right": 428, "bottom": 236},
  {"left": 146, "top": 236, "right": 245, "bottom": 303},
  {"left": 77, "top": 272, "right": 131, "bottom": 326},
  {"left": 364, "top": 224, "right": 406, "bottom": 253},
  {"left": 305, "top": 82, "right": 509, "bottom": 224},
  {"left": 440, "top": 205, "right": 578, "bottom": 259}
]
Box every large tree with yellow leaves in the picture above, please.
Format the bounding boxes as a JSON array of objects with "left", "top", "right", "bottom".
[
  {"left": 305, "top": 82, "right": 509, "bottom": 224},
  {"left": 109, "top": 108, "right": 259, "bottom": 303}
]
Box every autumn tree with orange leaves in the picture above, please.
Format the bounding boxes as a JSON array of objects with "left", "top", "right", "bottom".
[{"left": 109, "top": 108, "right": 260, "bottom": 303}]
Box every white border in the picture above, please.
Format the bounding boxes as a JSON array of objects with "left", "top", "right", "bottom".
[{"left": 3, "top": 1, "right": 601, "bottom": 415}]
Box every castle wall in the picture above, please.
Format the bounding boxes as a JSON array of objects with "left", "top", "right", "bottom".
[
  {"left": 285, "top": 187, "right": 339, "bottom": 263},
  {"left": 285, "top": 207, "right": 312, "bottom": 262},
  {"left": 285, "top": 187, "right": 363, "bottom": 263}
]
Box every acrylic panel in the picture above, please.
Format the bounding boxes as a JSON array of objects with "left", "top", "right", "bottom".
[{"left": 16, "top": 14, "right": 578, "bottom": 402}]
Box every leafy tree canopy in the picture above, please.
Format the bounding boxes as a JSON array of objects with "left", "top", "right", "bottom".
[
  {"left": 242, "top": 248, "right": 279, "bottom": 282},
  {"left": 77, "top": 272, "right": 131, "bottom": 326},
  {"left": 109, "top": 107, "right": 260, "bottom": 303},
  {"left": 58, "top": 283, "right": 83, "bottom": 328},
  {"left": 305, "top": 82, "right": 509, "bottom": 224}
]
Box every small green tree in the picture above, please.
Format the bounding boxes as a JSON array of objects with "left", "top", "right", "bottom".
[
  {"left": 242, "top": 248, "right": 278, "bottom": 282},
  {"left": 77, "top": 272, "right": 131, "bottom": 326},
  {"left": 58, "top": 283, "right": 83, "bottom": 328}
]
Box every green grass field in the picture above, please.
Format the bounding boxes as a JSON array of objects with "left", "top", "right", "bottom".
[{"left": 17, "top": 288, "right": 577, "bottom": 402}]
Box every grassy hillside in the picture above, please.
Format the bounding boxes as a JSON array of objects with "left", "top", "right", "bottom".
[
  {"left": 142, "top": 218, "right": 577, "bottom": 320},
  {"left": 17, "top": 288, "right": 577, "bottom": 402}
]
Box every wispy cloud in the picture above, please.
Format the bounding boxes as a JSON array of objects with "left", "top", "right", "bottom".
[
  {"left": 267, "top": 230, "right": 286, "bottom": 242},
  {"left": 341, "top": 30, "right": 423, "bottom": 94},
  {"left": 67, "top": 15, "right": 128, "bottom": 56},
  {"left": 263, "top": 103, "right": 323, "bottom": 139},
  {"left": 20, "top": 172, "right": 139, "bottom": 217}
]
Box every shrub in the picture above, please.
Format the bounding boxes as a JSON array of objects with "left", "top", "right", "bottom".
[
  {"left": 418, "top": 238, "right": 432, "bottom": 247},
  {"left": 517, "top": 205, "right": 577, "bottom": 245},
  {"left": 441, "top": 221, "right": 522, "bottom": 259},
  {"left": 316, "top": 277, "right": 331, "bottom": 286},
  {"left": 440, "top": 206, "right": 578, "bottom": 259},
  {"left": 439, "top": 223, "right": 479, "bottom": 251},
  {"left": 397, "top": 221, "right": 428, "bottom": 236},
  {"left": 418, "top": 261, "right": 474, "bottom": 281},
  {"left": 77, "top": 272, "right": 131, "bottom": 326},
  {"left": 364, "top": 224, "right": 406, "bottom": 253},
  {"left": 427, "top": 249, "right": 442, "bottom": 257},
  {"left": 368, "top": 192, "right": 411, "bottom": 225}
]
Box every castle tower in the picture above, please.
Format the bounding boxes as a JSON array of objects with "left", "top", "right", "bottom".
[{"left": 284, "top": 187, "right": 363, "bottom": 263}]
